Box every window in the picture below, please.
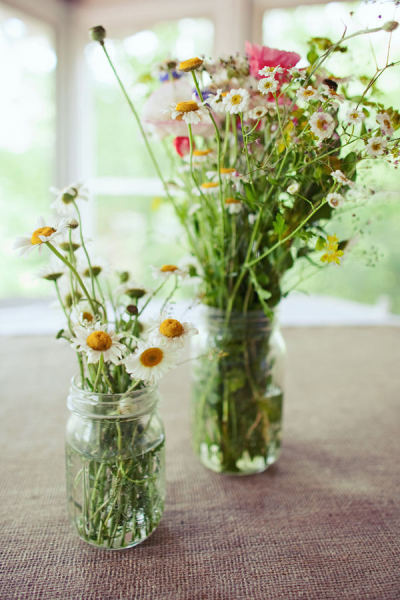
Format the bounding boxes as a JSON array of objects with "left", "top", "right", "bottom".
[
  {"left": 86, "top": 18, "right": 214, "bottom": 285},
  {"left": 0, "top": 2, "right": 56, "bottom": 298}
]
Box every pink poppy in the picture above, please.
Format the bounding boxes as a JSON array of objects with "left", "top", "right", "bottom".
[
  {"left": 245, "top": 41, "right": 300, "bottom": 80},
  {"left": 173, "top": 136, "right": 192, "bottom": 157}
]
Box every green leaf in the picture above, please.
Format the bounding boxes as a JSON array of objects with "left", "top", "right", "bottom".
[
  {"left": 249, "top": 269, "right": 273, "bottom": 318},
  {"left": 307, "top": 46, "right": 319, "bottom": 65},
  {"left": 315, "top": 236, "right": 326, "bottom": 251},
  {"left": 272, "top": 213, "right": 286, "bottom": 237},
  {"left": 56, "top": 329, "right": 65, "bottom": 339}
]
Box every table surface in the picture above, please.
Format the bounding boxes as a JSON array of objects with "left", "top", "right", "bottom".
[{"left": 0, "top": 328, "right": 399, "bottom": 600}]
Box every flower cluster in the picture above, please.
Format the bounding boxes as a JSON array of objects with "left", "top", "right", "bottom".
[
  {"left": 92, "top": 23, "right": 399, "bottom": 320},
  {"left": 15, "top": 184, "right": 197, "bottom": 392}
]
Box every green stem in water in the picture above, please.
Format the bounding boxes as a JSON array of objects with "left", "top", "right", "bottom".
[{"left": 93, "top": 353, "right": 104, "bottom": 392}]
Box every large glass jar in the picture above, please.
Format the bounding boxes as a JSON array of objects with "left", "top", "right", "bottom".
[
  {"left": 192, "top": 308, "right": 285, "bottom": 475},
  {"left": 65, "top": 381, "right": 165, "bottom": 549}
]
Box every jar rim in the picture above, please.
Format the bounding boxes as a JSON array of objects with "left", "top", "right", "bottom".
[{"left": 68, "top": 376, "right": 159, "bottom": 419}]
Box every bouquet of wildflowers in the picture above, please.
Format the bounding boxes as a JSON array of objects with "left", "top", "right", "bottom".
[
  {"left": 90, "top": 21, "right": 399, "bottom": 473},
  {"left": 14, "top": 183, "right": 197, "bottom": 544}
]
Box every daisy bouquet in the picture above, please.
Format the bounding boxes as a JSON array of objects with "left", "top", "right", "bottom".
[
  {"left": 90, "top": 21, "right": 399, "bottom": 474},
  {"left": 15, "top": 183, "right": 197, "bottom": 545}
]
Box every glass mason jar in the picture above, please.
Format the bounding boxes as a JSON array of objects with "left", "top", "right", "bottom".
[
  {"left": 192, "top": 308, "right": 285, "bottom": 475},
  {"left": 65, "top": 380, "right": 165, "bottom": 549}
]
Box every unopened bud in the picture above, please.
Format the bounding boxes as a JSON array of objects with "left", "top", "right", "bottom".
[
  {"left": 119, "top": 271, "right": 130, "bottom": 283},
  {"left": 383, "top": 21, "right": 398, "bottom": 32},
  {"left": 89, "top": 25, "right": 106, "bottom": 43},
  {"left": 127, "top": 304, "right": 138, "bottom": 316}
]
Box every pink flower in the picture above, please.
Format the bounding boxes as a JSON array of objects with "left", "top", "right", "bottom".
[
  {"left": 173, "top": 136, "right": 192, "bottom": 157},
  {"left": 245, "top": 41, "right": 300, "bottom": 80}
]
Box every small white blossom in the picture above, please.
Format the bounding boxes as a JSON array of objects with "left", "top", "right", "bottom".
[
  {"left": 365, "top": 136, "right": 387, "bottom": 157},
  {"left": 376, "top": 112, "right": 394, "bottom": 137},
  {"left": 247, "top": 106, "right": 268, "bottom": 120},
  {"left": 327, "top": 193, "right": 344, "bottom": 208},
  {"left": 50, "top": 182, "right": 89, "bottom": 216},
  {"left": 331, "top": 170, "right": 354, "bottom": 187},
  {"left": 258, "top": 66, "right": 283, "bottom": 77},
  {"left": 223, "top": 89, "right": 250, "bottom": 114},
  {"left": 287, "top": 182, "right": 300, "bottom": 195},
  {"left": 309, "top": 111, "right": 336, "bottom": 140},
  {"left": 346, "top": 106, "right": 365, "bottom": 125},
  {"left": 296, "top": 86, "right": 319, "bottom": 103},
  {"left": 258, "top": 77, "right": 279, "bottom": 95}
]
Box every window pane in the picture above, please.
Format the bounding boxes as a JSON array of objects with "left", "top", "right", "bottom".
[
  {"left": 0, "top": 3, "right": 56, "bottom": 298},
  {"left": 263, "top": 2, "right": 400, "bottom": 312}
]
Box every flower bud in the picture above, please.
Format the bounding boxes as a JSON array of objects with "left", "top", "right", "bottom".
[
  {"left": 383, "top": 21, "right": 398, "bottom": 32},
  {"left": 119, "top": 271, "right": 130, "bottom": 283},
  {"left": 89, "top": 25, "right": 106, "bottom": 43},
  {"left": 126, "top": 304, "right": 138, "bottom": 316}
]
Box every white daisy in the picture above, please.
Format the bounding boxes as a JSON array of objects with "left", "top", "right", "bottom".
[
  {"left": 224, "top": 198, "right": 243, "bottom": 214},
  {"left": 208, "top": 89, "right": 227, "bottom": 114},
  {"left": 147, "top": 313, "right": 198, "bottom": 347},
  {"left": 117, "top": 283, "right": 148, "bottom": 300},
  {"left": 365, "top": 136, "right": 387, "bottom": 157},
  {"left": 194, "top": 182, "right": 220, "bottom": 196},
  {"left": 346, "top": 106, "right": 365, "bottom": 126},
  {"left": 70, "top": 302, "right": 97, "bottom": 326},
  {"left": 151, "top": 264, "right": 188, "bottom": 280},
  {"left": 50, "top": 182, "right": 89, "bottom": 216},
  {"left": 206, "top": 168, "right": 238, "bottom": 182},
  {"left": 123, "top": 341, "right": 181, "bottom": 384},
  {"left": 287, "top": 182, "right": 299, "bottom": 195},
  {"left": 376, "top": 112, "right": 394, "bottom": 137},
  {"left": 258, "top": 77, "right": 279, "bottom": 95},
  {"left": 327, "top": 193, "right": 344, "bottom": 208},
  {"left": 330, "top": 170, "right": 354, "bottom": 187},
  {"left": 186, "top": 148, "right": 215, "bottom": 164},
  {"left": 37, "top": 257, "right": 65, "bottom": 282},
  {"left": 14, "top": 216, "right": 69, "bottom": 256},
  {"left": 258, "top": 66, "right": 283, "bottom": 77},
  {"left": 71, "top": 323, "right": 125, "bottom": 364},
  {"left": 247, "top": 106, "right": 268, "bottom": 120},
  {"left": 296, "top": 86, "right": 319, "bottom": 103},
  {"left": 309, "top": 111, "right": 336, "bottom": 140},
  {"left": 169, "top": 100, "right": 207, "bottom": 125},
  {"left": 223, "top": 89, "right": 250, "bottom": 114}
]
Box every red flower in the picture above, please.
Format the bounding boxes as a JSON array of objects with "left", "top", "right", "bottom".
[
  {"left": 173, "top": 136, "right": 192, "bottom": 157},
  {"left": 245, "top": 41, "right": 300, "bottom": 80}
]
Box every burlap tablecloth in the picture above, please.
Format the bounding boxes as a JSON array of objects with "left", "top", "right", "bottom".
[{"left": 0, "top": 328, "right": 399, "bottom": 600}]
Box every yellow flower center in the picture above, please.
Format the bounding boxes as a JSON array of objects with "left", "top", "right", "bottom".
[
  {"left": 231, "top": 94, "right": 243, "bottom": 105},
  {"left": 225, "top": 197, "right": 240, "bottom": 205},
  {"left": 82, "top": 311, "right": 94, "bottom": 322},
  {"left": 201, "top": 182, "right": 219, "bottom": 189},
  {"left": 31, "top": 226, "right": 56, "bottom": 245},
  {"left": 175, "top": 101, "right": 199, "bottom": 113},
  {"left": 304, "top": 89, "right": 315, "bottom": 96},
  {"left": 383, "top": 118, "right": 390, "bottom": 128},
  {"left": 160, "top": 264, "right": 178, "bottom": 272},
  {"left": 139, "top": 347, "right": 164, "bottom": 367},
  {"left": 159, "top": 318, "right": 184, "bottom": 338},
  {"left": 372, "top": 142, "right": 381, "bottom": 151},
  {"left": 193, "top": 149, "right": 212, "bottom": 157},
  {"left": 86, "top": 330, "right": 113, "bottom": 351},
  {"left": 179, "top": 57, "right": 203, "bottom": 72},
  {"left": 220, "top": 168, "right": 236, "bottom": 174}
]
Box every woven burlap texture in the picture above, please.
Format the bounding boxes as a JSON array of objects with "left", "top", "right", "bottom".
[{"left": 0, "top": 328, "right": 399, "bottom": 600}]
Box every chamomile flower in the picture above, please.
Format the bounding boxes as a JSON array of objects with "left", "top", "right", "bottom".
[
  {"left": 195, "top": 181, "right": 220, "bottom": 195},
  {"left": 14, "top": 216, "right": 69, "bottom": 255},
  {"left": 296, "top": 86, "right": 319, "bottom": 103},
  {"left": 320, "top": 85, "right": 344, "bottom": 104},
  {"left": 326, "top": 193, "right": 344, "bottom": 208},
  {"left": 208, "top": 89, "right": 228, "bottom": 114},
  {"left": 50, "top": 182, "right": 89, "bottom": 216},
  {"left": 170, "top": 100, "right": 205, "bottom": 125},
  {"left": 365, "top": 136, "right": 387, "bottom": 157},
  {"left": 38, "top": 258, "right": 65, "bottom": 282},
  {"left": 309, "top": 111, "right": 336, "bottom": 140},
  {"left": 71, "top": 323, "right": 125, "bottom": 364},
  {"left": 189, "top": 148, "right": 215, "bottom": 164},
  {"left": 258, "top": 77, "right": 279, "bottom": 95},
  {"left": 123, "top": 341, "right": 180, "bottom": 384},
  {"left": 224, "top": 197, "right": 243, "bottom": 214},
  {"left": 346, "top": 106, "right": 365, "bottom": 125},
  {"left": 148, "top": 313, "right": 198, "bottom": 347},
  {"left": 78, "top": 254, "right": 108, "bottom": 279},
  {"left": 376, "top": 112, "right": 394, "bottom": 137},
  {"left": 151, "top": 264, "right": 187, "bottom": 280},
  {"left": 247, "top": 106, "right": 268, "bottom": 120},
  {"left": 258, "top": 66, "right": 283, "bottom": 77},
  {"left": 117, "top": 283, "right": 148, "bottom": 300},
  {"left": 223, "top": 89, "right": 250, "bottom": 114},
  {"left": 287, "top": 182, "right": 299, "bottom": 195},
  {"left": 178, "top": 57, "right": 203, "bottom": 72},
  {"left": 331, "top": 170, "right": 354, "bottom": 187},
  {"left": 71, "top": 303, "right": 96, "bottom": 326}
]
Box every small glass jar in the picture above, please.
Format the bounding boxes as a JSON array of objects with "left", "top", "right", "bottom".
[
  {"left": 65, "top": 380, "right": 165, "bottom": 549},
  {"left": 191, "top": 308, "right": 285, "bottom": 475}
]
